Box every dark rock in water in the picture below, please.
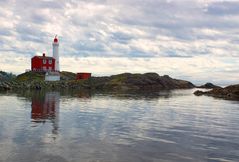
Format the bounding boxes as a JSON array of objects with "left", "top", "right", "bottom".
[
  {"left": 194, "top": 84, "right": 239, "bottom": 101},
  {"left": 194, "top": 90, "right": 205, "bottom": 96},
  {"left": 197, "top": 82, "right": 221, "bottom": 89}
]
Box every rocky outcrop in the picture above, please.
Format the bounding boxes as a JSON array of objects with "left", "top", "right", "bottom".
[
  {"left": 194, "top": 84, "right": 239, "bottom": 101},
  {"left": 0, "top": 71, "right": 16, "bottom": 81},
  {"left": 0, "top": 71, "right": 16, "bottom": 90},
  {"left": 91, "top": 73, "right": 195, "bottom": 91},
  {"left": 0, "top": 82, "right": 11, "bottom": 90},
  {"left": 197, "top": 82, "right": 221, "bottom": 89},
  {"left": 0, "top": 72, "right": 195, "bottom": 92}
]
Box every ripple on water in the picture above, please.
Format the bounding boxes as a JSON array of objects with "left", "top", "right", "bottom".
[{"left": 0, "top": 89, "right": 239, "bottom": 162}]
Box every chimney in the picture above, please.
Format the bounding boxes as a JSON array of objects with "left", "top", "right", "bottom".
[{"left": 43, "top": 53, "right": 45, "bottom": 57}]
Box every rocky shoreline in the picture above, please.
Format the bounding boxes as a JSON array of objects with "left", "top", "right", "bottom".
[
  {"left": 194, "top": 84, "right": 239, "bottom": 101},
  {"left": 0, "top": 72, "right": 195, "bottom": 92},
  {"left": 1, "top": 71, "right": 238, "bottom": 101}
]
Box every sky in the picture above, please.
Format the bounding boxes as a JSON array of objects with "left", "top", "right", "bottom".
[{"left": 0, "top": 0, "right": 238, "bottom": 85}]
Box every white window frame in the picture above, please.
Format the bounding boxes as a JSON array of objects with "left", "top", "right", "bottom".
[
  {"left": 43, "top": 59, "right": 47, "bottom": 64},
  {"left": 49, "top": 59, "right": 52, "bottom": 64}
]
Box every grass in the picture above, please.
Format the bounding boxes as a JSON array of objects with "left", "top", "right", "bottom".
[
  {"left": 60, "top": 71, "right": 76, "bottom": 80},
  {"left": 16, "top": 71, "right": 45, "bottom": 82},
  {"left": 15, "top": 71, "right": 77, "bottom": 82}
]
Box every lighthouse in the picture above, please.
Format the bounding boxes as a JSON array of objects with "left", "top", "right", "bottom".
[{"left": 53, "top": 35, "right": 59, "bottom": 71}]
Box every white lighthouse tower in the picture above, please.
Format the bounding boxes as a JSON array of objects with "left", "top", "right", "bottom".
[{"left": 53, "top": 35, "right": 59, "bottom": 71}]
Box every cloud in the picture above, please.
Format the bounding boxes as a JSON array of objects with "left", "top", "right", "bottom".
[
  {"left": 207, "top": 1, "right": 239, "bottom": 15},
  {"left": 0, "top": 0, "right": 238, "bottom": 84},
  {"left": 1, "top": 51, "right": 238, "bottom": 85},
  {"left": 1, "top": 0, "right": 239, "bottom": 57}
]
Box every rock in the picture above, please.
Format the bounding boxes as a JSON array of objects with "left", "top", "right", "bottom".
[
  {"left": 194, "top": 84, "right": 239, "bottom": 101},
  {"left": 92, "top": 73, "right": 195, "bottom": 91},
  {"left": 0, "top": 71, "right": 16, "bottom": 81},
  {"left": 194, "top": 90, "right": 205, "bottom": 96},
  {"left": 0, "top": 72, "right": 196, "bottom": 92},
  {"left": 0, "top": 82, "right": 11, "bottom": 90},
  {"left": 197, "top": 82, "right": 221, "bottom": 89},
  {"left": 35, "top": 85, "right": 41, "bottom": 90}
]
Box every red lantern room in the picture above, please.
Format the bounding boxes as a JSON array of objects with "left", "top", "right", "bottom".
[{"left": 54, "top": 35, "right": 58, "bottom": 43}]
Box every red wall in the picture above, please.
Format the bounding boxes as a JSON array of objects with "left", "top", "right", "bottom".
[
  {"left": 31, "top": 96, "right": 56, "bottom": 119},
  {"left": 76, "top": 73, "right": 91, "bottom": 80},
  {"left": 31, "top": 56, "right": 55, "bottom": 71}
]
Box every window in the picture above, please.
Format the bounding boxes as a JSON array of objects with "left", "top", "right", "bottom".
[
  {"left": 43, "top": 59, "right": 47, "bottom": 64},
  {"left": 49, "top": 59, "right": 52, "bottom": 64}
]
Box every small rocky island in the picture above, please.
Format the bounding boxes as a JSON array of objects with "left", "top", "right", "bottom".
[
  {"left": 197, "top": 82, "right": 221, "bottom": 89},
  {"left": 0, "top": 71, "right": 195, "bottom": 92},
  {"left": 194, "top": 84, "right": 239, "bottom": 101}
]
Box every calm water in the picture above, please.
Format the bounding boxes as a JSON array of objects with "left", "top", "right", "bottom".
[{"left": 0, "top": 89, "right": 239, "bottom": 162}]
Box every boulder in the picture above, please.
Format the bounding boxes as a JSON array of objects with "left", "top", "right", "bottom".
[{"left": 194, "top": 90, "right": 205, "bottom": 96}]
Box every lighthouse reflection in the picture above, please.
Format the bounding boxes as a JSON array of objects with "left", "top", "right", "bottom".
[{"left": 31, "top": 91, "right": 60, "bottom": 135}]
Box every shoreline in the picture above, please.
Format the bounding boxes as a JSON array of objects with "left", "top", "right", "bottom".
[{"left": 0, "top": 72, "right": 195, "bottom": 92}]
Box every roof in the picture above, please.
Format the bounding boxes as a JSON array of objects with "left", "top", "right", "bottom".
[
  {"left": 54, "top": 35, "right": 58, "bottom": 43},
  {"left": 32, "top": 56, "right": 55, "bottom": 60},
  {"left": 54, "top": 38, "right": 58, "bottom": 43}
]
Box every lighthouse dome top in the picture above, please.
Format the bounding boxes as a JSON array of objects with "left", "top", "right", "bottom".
[{"left": 53, "top": 35, "right": 58, "bottom": 43}]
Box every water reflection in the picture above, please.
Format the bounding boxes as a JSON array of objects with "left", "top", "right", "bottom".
[
  {"left": 75, "top": 90, "right": 92, "bottom": 98},
  {"left": 31, "top": 92, "right": 60, "bottom": 135},
  {"left": 1, "top": 89, "right": 239, "bottom": 162}
]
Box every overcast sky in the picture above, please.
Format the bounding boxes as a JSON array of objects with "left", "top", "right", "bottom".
[{"left": 0, "top": 0, "right": 238, "bottom": 85}]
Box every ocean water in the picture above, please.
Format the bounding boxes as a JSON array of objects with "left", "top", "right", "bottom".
[{"left": 0, "top": 89, "right": 239, "bottom": 162}]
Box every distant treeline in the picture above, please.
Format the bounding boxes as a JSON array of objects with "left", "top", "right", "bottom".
[{"left": 0, "top": 71, "right": 16, "bottom": 81}]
